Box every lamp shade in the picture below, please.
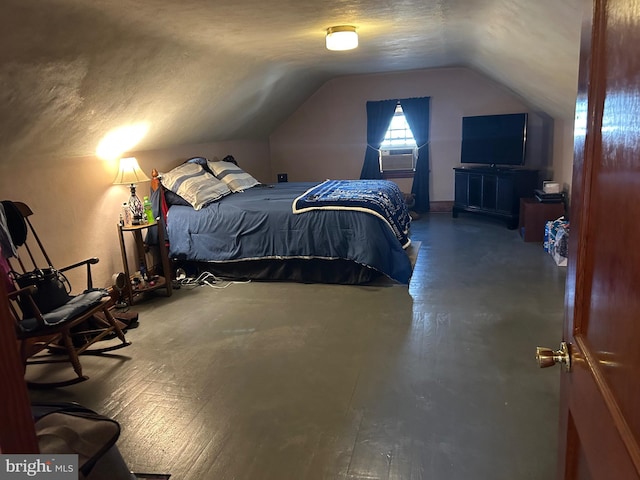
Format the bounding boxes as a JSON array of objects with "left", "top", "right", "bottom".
[
  {"left": 326, "top": 25, "right": 358, "bottom": 51},
  {"left": 113, "top": 157, "right": 150, "bottom": 185}
]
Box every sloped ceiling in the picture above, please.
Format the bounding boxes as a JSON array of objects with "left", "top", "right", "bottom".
[{"left": 0, "top": 0, "right": 583, "bottom": 162}]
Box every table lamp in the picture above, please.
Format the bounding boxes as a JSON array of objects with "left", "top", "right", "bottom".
[{"left": 113, "top": 157, "right": 150, "bottom": 225}]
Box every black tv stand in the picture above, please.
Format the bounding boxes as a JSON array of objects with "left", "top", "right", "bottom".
[
  {"left": 468, "top": 164, "right": 515, "bottom": 172},
  {"left": 453, "top": 167, "right": 538, "bottom": 229}
]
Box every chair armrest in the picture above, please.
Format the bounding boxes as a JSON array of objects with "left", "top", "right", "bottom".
[
  {"left": 8, "top": 286, "right": 47, "bottom": 330},
  {"left": 8, "top": 285, "right": 38, "bottom": 299},
  {"left": 59, "top": 258, "right": 99, "bottom": 290},
  {"left": 58, "top": 257, "right": 99, "bottom": 273}
]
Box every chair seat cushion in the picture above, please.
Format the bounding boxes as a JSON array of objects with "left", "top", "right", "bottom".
[{"left": 20, "top": 289, "right": 109, "bottom": 333}]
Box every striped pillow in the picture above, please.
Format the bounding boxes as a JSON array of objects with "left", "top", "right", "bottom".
[
  {"left": 161, "top": 162, "right": 231, "bottom": 210},
  {"left": 207, "top": 160, "right": 260, "bottom": 192}
]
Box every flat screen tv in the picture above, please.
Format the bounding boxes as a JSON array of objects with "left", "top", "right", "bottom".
[{"left": 460, "top": 113, "right": 528, "bottom": 167}]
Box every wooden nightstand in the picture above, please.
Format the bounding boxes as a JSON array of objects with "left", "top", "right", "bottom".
[
  {"left": 518, "top": 198, "right": 565, "bottom": 242},
  {"left": 117, "top": 221, "right": 172, "bottom": 305}
]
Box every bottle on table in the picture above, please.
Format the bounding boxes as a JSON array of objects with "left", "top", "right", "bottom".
[
  {"left": 143, "top": 196, "right": 154, "bottom": 224},
  {"left": 121, "top": 202, "right": 131, "bottom": 226}
]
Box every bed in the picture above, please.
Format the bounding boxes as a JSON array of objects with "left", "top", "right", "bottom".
[{"left": 150, "top": 158, "right": 413, "bottom": 285}]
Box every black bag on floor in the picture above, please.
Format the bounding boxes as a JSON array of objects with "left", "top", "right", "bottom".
[{"left": 32, "top": 402, "right": 125, "bottom": 479}]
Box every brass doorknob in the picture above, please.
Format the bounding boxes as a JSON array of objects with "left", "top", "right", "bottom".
[{"left": 536, "top": 341, "right": 571, "bottom": 372}]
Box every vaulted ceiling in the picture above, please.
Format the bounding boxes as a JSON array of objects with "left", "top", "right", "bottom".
[{"left": 0, "top": 0, "right": 583, "bottom": 162}]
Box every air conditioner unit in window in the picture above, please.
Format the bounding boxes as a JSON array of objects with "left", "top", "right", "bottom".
[{"left": 379, "top": 149, "right": 417, "bottom": 172}]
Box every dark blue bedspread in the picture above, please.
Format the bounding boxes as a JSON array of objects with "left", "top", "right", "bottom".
[
  {"left": 292, "top": 179, "right": 411, "bottom": 248},
  {"left": 167, "top": 182, "right": 413, "bottom": 283}
]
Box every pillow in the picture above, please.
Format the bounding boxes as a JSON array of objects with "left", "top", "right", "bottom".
[
  {"left": 160, "top": 162, "right": 231, "bottom": 210},
  {"left": 186, "top": 156, "right": 209, "bottom": 166},
  {"left": 207, "top": 160, "right": 260, "bottom": 193},
  {"left": 185, "top": 156, "right": 211, "bottom": 170},
  {"left": 163, "top": 189, "right": 191, "bottom": 207}
]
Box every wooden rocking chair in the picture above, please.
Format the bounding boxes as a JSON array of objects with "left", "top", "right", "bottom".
[{"left": 1, "top": 200, "right": 131, "bottom": 388}]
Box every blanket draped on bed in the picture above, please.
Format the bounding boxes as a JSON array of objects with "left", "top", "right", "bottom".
[{"left": 292, "top": 180, "right": 411, "bottom": 248}]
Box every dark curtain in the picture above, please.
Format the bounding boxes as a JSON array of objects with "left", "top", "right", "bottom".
[
  {"left": 400, "top": 97, "right": 431, "bottom": 212},
  {"left": 360, "top": 99, "right": 398, "bottom": 179}
]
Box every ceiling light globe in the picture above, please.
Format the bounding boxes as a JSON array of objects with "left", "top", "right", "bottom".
[{"left": 326, "top": 26, "right": 358, "bottom": 51}]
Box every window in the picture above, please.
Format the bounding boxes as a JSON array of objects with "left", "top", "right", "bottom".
[
  {"left": 380, "top": 104, "right": 417, "bottom": 151},
  {"left": 379, "top": 104, "right": 417, "bottom": 177}
]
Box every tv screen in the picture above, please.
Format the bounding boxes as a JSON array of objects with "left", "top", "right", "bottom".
[{"left": 461, "top": 113, "right": 528, "bottom": 166}]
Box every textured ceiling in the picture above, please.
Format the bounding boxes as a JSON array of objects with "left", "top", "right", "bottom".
[{"left": 0, "top": 0, "right": 583, "bottom": 161}]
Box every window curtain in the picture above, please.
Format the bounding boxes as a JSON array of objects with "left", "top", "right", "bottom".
[
  {"left": 400, "top": 97, "right": 431, "bottom": 213},
  {"left": 359, "top": 99, "right": 398, "bottom": 179}
]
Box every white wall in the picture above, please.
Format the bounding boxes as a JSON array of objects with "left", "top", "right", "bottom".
[
  {"left": 552, "top": 118, "right": 577, "bottom": 197},
  {"left": 269, "top": 67, "right": 553, "bottom": 201}
]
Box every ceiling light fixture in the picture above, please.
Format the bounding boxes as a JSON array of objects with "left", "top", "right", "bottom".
[{"left": 326, "top": 25, "right": 358, "bottom": 51}]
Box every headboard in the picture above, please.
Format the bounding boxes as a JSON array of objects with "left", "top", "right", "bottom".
[{"left": 151, "top": 168, "right": 161, "bottom": 192}]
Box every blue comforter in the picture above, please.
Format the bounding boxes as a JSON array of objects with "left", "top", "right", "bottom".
[
  {"left": 292, "top": 179, "right": 411, "bottom": 248},
  {"left": 166, "top": 182, "right": 413, "bottom": 283}
]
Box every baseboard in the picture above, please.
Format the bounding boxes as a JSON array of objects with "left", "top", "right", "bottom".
[{"left": 429, "top": 201, "right": 454, "bottom": 213}]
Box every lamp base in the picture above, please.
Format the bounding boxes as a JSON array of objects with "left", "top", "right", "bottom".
[{"left": 129, "top": 184, "right": 144, "bottom": 225}]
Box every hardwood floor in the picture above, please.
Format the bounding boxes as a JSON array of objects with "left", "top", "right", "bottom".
[{"left": 28, "top": 213, "right": 565, "bottom": 479}]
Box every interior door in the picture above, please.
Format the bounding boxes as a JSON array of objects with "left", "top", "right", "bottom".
[
  {"left": 0, "top": 278, "right": 39, "bottom": 453},
  {"left": 547, "top": 0, "right": 640, "bottom": 478}
]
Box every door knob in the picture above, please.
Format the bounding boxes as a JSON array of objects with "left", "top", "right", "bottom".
[{"left": 536, "top": 341, "right": 571, "bottom": 372}]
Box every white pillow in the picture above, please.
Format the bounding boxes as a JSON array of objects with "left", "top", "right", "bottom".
[
  {"left": 207, "top": 160, "right": 260, "bottom": 192},
  {"left": 161, "top": 162, "right": 231, "bottom": 210}
]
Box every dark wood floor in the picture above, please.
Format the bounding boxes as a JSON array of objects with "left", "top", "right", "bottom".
[{"left": 28, "top": 213, "right": 565, "bottom": 479}]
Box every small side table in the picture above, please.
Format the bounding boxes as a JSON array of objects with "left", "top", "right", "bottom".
[
  {"left": 117, "top": 221, "right": 172, "bottom": 305},
  {"left": 518, "top": 198, "right": 565, "bottom": 242}
]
